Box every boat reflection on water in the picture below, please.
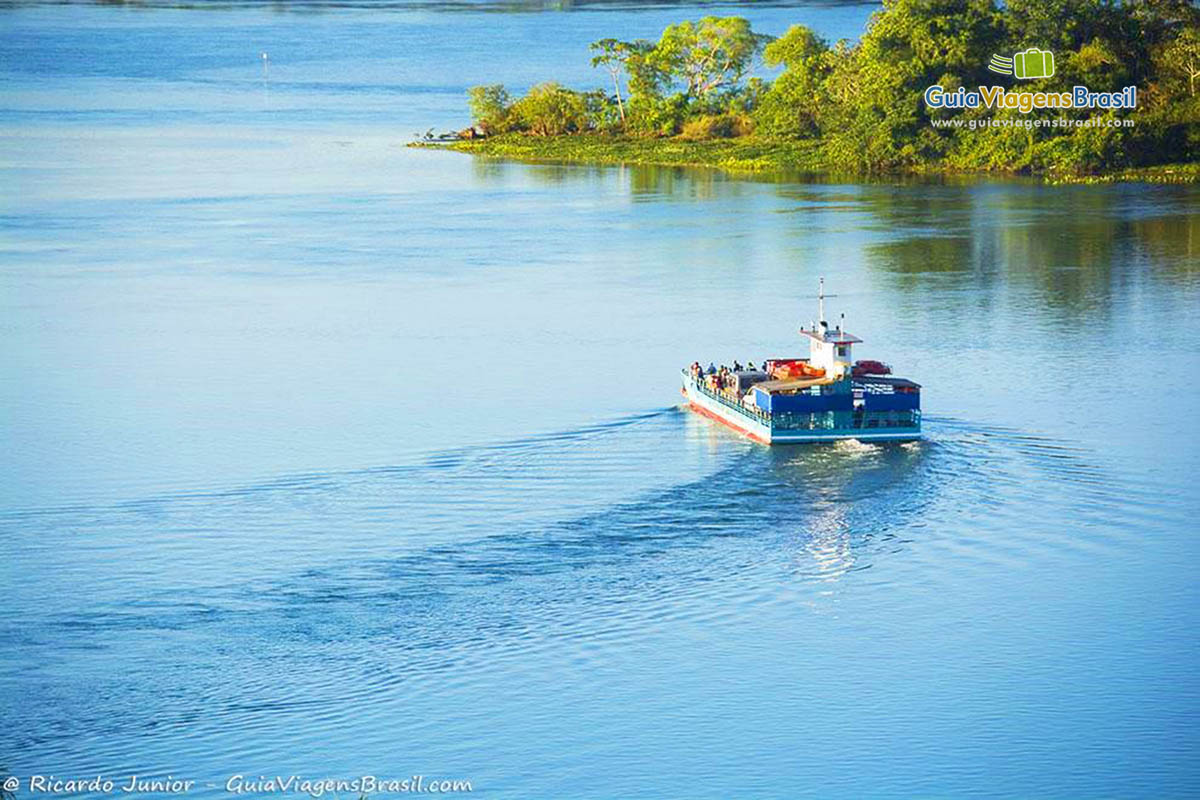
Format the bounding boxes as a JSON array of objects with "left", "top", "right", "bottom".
[{"left": 682, "top": 407, "right": 933, "bottom": 585}]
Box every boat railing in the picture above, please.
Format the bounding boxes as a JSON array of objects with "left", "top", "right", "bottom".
[
  {"left": 684, "top": 370, "right": 920, "bottom": 432},
  {"left": 683, "top": 370, "right": 772, "bottom": 424}
]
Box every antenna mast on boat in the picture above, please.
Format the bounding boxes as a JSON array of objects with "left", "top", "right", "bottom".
[
  {"left": 805, "top": 278, "right": 838, "bottom": 333},
  {"left": 815, "top": 277, "right": 837, "bottom": 332},
  {"left": 818, "top": 277, "right": 825, "bottom": 326}
]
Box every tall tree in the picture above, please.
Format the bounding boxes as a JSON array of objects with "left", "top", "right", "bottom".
[
  {"left": 654, "top": 17, "right": 771, "bottom": 99},
  {"left": 1161, "top": 27, "right": 1200, "bottom": 96},
  {"left": 590, "top": 39, "right": 632, "bottom": 125},
  {"left": 754, "top": 25, "right": 831, "bottom": 137}
]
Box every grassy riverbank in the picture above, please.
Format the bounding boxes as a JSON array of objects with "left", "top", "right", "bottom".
[
  {"left": 446, "top": 2, "right": 1200, "bottom": 180},
  {"left": 1042, "top": 162, "right": 1200, "bottom": 185},
  {"left": 414, "top": 135, "right": 1200, "bottom": 184},
  {"left": 419, "top": 135, "right": 824, "bottom": 173}
]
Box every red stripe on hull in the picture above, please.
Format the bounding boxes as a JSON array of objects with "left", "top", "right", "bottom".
[{"left": 686, "top": 400, "right": 770, "bottom": 445}]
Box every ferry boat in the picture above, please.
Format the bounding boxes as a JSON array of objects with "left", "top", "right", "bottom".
[{"left": 682, "top": 280, "right": 921, "bottom": 444}]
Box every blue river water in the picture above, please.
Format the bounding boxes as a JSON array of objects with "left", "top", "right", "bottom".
[{"left": 1, "top": 2, "right": 1199, "bottom": 798}]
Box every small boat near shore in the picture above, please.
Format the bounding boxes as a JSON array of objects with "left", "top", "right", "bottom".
[{"left": 682, "top": 280, "right": 921, "bottom": 444}]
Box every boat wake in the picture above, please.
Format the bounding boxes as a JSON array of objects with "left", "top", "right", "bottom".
[{"left": 1, "top": 408, "right": 1183, "bottom": 773}]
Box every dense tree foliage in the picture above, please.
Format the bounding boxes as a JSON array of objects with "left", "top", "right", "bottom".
[
  {"left": 466, "top": 84, "right": 513, "bottom": 136},
  {"left": 653, "top": 17, "right": 772, "bottom": 98},
  {"left": 466, "top": 2, "right": 1199, "bottom": 174},
  {"left": 754, "top": 25, "right": 833, "bottom": 139}
]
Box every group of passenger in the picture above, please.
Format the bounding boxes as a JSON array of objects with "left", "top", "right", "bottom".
[{"left": 688, "top": 360, "right": 761, "bottom": 394}]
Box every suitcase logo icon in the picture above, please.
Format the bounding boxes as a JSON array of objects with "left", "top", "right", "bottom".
[{"left": 988, "top": 49, "right": 1055, "bottom": 79}]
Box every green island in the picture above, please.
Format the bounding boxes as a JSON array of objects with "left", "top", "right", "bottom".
[{"left": 416, "top": 0, "right": 1200, "bottom": 183}]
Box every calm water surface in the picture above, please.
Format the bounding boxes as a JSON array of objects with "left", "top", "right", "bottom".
[{"left": 1, "top": 3, "right": 1199, "bottom": 798}]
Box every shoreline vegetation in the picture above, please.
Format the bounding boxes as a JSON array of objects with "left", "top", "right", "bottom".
[
  {"left": 415, "top": 136, "right": 1200, "bottom": 184},
  {"left": 413, "top": 0, "right": 1200, "bottom": 183}
]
